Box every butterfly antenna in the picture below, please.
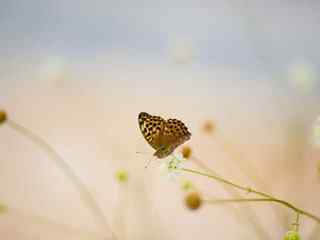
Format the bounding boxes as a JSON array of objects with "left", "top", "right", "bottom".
[
  {"left": 136, "top": 151, "right": 151, "bottom": 154},
  {"left": 136, "top": 151, "right": 153, "bottom": 168}
]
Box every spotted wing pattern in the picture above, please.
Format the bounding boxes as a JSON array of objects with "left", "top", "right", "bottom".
[
  {"left": 163, "top": 118, "right": 191, "bottom": 149},
  {"left": 138, "top": 112, "right": 165, "bottom": 150},
  {"left": 138, "top": 112, "right": 191, "bottom": 158}
]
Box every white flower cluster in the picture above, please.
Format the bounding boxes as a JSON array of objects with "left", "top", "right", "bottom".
[{"left": 160, "top": 152, "right": 185, "bottom": 179}]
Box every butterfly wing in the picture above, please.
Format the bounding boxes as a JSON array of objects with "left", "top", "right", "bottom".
[
  {"left": 138, "top": 112, "right": 165, "bottom": 150},
  {"left": 161, "top": 118, "right": 191, "bottom": 150}
]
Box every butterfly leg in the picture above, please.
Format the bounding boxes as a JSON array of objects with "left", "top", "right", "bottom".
[{"left": 144, "top": 158, "right": 153, "bottom": 168}]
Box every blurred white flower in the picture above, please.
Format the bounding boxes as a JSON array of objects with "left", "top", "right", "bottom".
[
  {"left": 40, "top": 56, "right": 70, "bottom": 86},
  {"left": 160, "top": 152, "right": 185, "bottom": 179},
  {"left": 169, "top": 39, "right": 194, "bottom": 65},
  {"left": 288, "top": 62, "right": 317, "bottom": 93}
]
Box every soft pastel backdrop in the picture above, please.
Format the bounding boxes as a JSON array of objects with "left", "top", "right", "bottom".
[{"left": 0, "top": 1, "right": 319, "bottom": 239}]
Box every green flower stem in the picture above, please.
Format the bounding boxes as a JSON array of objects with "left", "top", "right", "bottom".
[
  {"left": 293, "top": 212, "right": 300, "bottom": 232},
  {"left": 6, "top": 120, "right": 117, "bottom": 239},
  {"left": 190, "top": 156, "right": 270, "bottom": 239},
  {"left": 205, "top": 198, "right": 279, "bottom": 204},
  {"left": 181, "top": 167, "right": 320, "bottom": 224}
]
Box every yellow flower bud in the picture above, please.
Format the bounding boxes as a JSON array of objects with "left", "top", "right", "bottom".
[
  {"left": 202, "top": 120, "right": 215, "bottom": 134},
  {"left": 0, "top": 110, "right": 7, "bottom": 125},
  {"left": 181, "top": 180, "right": 194, "bottom": 191},
  {"left": 181, "top": 146, "right": 192, "bottom": 159},
  {"left": 314, "top": 117, "right": 320, "bottom": 147},
  {"left": 185, "top": 192, "right": 202, "bottom": 210},
  {"left": 115, "top": 170, "right": 128, "bottom": 183},
  {"left": 0, "top": 204, "right": 8, "bottom": 214},
  {"left": 284, "top": 230, "right": 301, "bottom": 240}
]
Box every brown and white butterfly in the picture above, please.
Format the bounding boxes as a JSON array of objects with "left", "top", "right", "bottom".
[{"left": 138, "top": 112, "right": 191, "bottom": 159}]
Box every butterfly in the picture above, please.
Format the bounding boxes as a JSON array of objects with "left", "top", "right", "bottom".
[{"left": 138, "top": 112, "right": 191, "bottom": 159}]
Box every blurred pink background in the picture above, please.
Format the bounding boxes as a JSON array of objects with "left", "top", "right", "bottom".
[{"left": 0, "top": 1, "right": 319, "bottom": 239}]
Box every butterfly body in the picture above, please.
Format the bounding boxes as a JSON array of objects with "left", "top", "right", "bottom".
[{"left": 138, "top": 112, "right": 191, "bottom": 159}]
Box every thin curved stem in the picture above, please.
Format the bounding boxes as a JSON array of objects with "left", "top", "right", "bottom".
[
  {"left": 205, "top": 197, "right": 278, "bottom": 204},
  {"left": 190, "top": 156, "right": 271, "bottom": 239},
  {"left": 6, "top": 120, "right": 117, "bottom": 239},
  {"left": 181, "top": 167, "right": 320, "bottom": 224}
]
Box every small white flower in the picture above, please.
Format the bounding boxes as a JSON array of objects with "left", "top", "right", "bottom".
[
  {"left": 313, "top": 116, "right": 320, "bottom": 147},
  {"left": 288, "top": 62, "right": 317, "bottom": 93},
  {"left": 160, "top": 152, "right": 185, "bottom": 180},
  {"left": 169, "top": 39, "right": 194, "bottom": 65}
]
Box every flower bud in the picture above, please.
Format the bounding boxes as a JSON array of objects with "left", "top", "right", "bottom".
[
  {"left": 181, "top": 180, "right": 194, "bottom": 191},
  {"left": 0, "top": 204, "right": 7, "bottom": 214},
  {"left": 0, "top": 110, "right": 7, "bottom": 125},
  {"left": 181, "top": 146, "right": 192, "bottom": 159},
  {"left": 185, "top": 192, "right": 202, "bottom": 210},
  {"left": 202, "top": 120, "right": 215, "bottom": 134},
  {"left": 284, "top": 230, "right": 301, "bottom": 240},
  {"left": 313, "top": 116, "right": 320, "bottom": 147},
  {"left": 115, "top": 170, "right": 128, "bottom": 183}
]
